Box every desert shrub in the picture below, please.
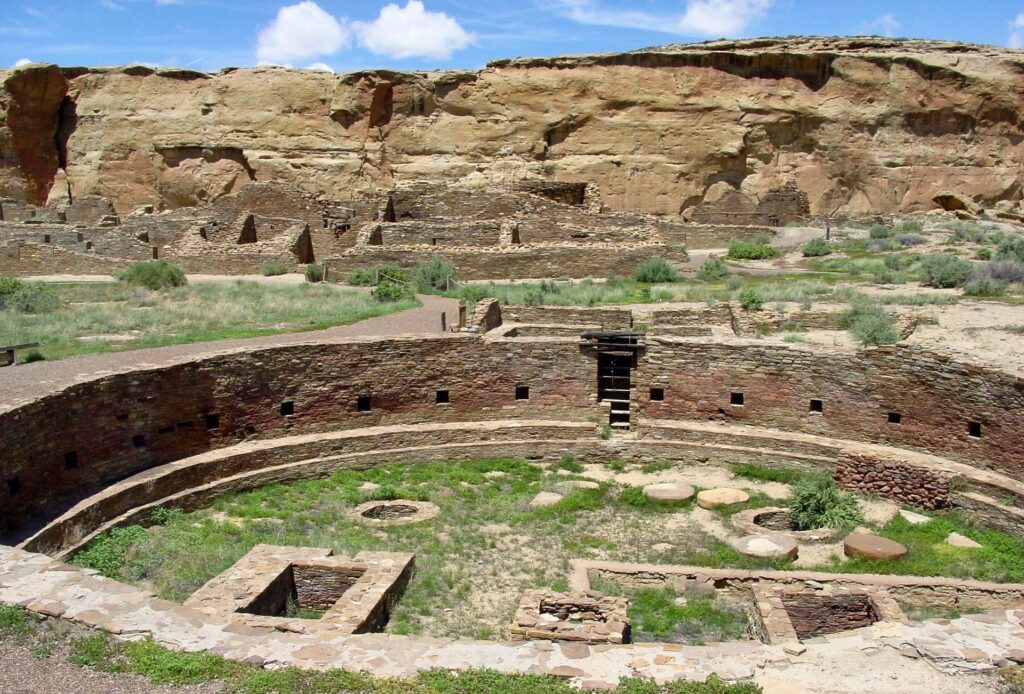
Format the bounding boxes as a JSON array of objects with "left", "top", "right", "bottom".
[
  {"left": 260, "top": 261, "right": 288, "bottom": 276},
  {"left": 869, "top": 224, "right": 893, "bottom": 239},
  {"left": 724, "top": 275, "right": 743, "bottom": 291},
  {"left": 870, "top": 238, "right": 900, "bottom": 253},
  {"left": 74, "top": 525, "right": 148, "bottom": 577},
  {"left": 789, "top": 476, "right": 864, "bottom": 531},
  {"left": 898, "top": 233, "right": 926, "bottom": 247},
  {"left": 918, "top": 254, "right": 974, "bottom": 288},
  {"left": 635, "top": 257, "right": 678, "bottom": 283},
  {"left": 985, "top": 260, "right": 1024, "bottom": 285},
  {"left": 21, "top": 349, "right": 45, "bottom": 363},
  {"left": 871, "top": 268, "right": 906, "bottom": 285},
  {"left": 9, "top": 283, "right": 59, "bottom": 313},
  {"left": 697, "top": 255, "right": 729, "bottom": 281},
  {"left": 115, "top": 260, "right": 187, "bottom": 290},
  {"left": 727, "top": 238, "right": 779, "bottom": 260},
  {"left": 976, "top": 247, "right": 992, "bottom": 261},
  {"left": 304, "top": 263, "right": 325, "bottom": 283},
  {"left": 895, "top": 219, "right": 924, "bottom": 234},
  {"left": 801, "top": 237, "right": 832, "bottom": 257},
  {"left": 737, "top": 287, "right": 763, "bottom": 311},
  {"left": 346, "top": 267, "right": 377, "bottom": 286},
  {"left": 963, "top": 277, "right": 1007, "bottom": 297},
  {"left": 996, "top": 237, "right": 1024, "bottom": 264},
  {"left": 347, "top": 264, "right": 409, "bottom": 287},
  {"left": 412, "top": 255, "right": 457, "bottom": 292},
  {"left": 0, "top": 276, "right": 23, "bottom": 308},
  {"left": 371, "top": 277, "right": 414, "bottom": 302},
  {"left": 844, "top": 300, "right": 899, "bottom": 346}
]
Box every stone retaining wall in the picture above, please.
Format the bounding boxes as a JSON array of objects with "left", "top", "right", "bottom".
[{"left": 835, "top": 449, "right": 955, "bottom": 510}]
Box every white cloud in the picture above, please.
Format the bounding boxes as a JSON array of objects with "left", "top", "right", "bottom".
[
  {"left": 256, "top": 1, "right": 350, "bottom": 64},
  {"left": 1011, "top": 13, "right": 1024, "bottom": 49},
  {"left": 353, "top": 1, "right": 474, "bottom": 60},
  {"left": 555, "top": 0, "right": 665, "bottom": 32},
  {"left": 306, "top": 62, "right": 334, "bottom": 72},
  {"left": 556, "top": 0, "right": 773, "bottom": 37},
  {"left": 14, "top": 58, "right": 33, "bottom": 67},
  {"left": 865, "top": 12, "right": 900, "bottom": 38},
  {"left": 677, "top": 0, "right": 773, "bottom": 36}
]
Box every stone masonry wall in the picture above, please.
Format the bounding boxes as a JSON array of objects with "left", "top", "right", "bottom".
[
  {"left": 0, "top": 335, "right": 597, "bottom": 533},
  {"left": 2, "top": 334, "right": 1024, "bottom": 538},
  {"left": 636, "top": 338, "right": 1024, "bottom": 476},
  {"left": 834, "top": 450, "right": 955, "bottom": 510},
  {"left": 325, "top": 244, "right": 688, "bottom": 280},
  {"left": 501, "top": 306, "right": 633, "bottom": 330}
]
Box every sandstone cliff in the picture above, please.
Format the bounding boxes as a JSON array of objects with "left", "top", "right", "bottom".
[{"left": 1, "top": 37, "right": 1022, "bottom": 217}]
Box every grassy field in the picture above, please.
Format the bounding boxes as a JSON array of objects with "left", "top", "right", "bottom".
[
  {"left": 0, "top": 605, "right": 761, "bottom": 694},
  {"left": 0, "top": 281, "right": 419, "bottom": 361},
  {"left": 72, "top": 458, "right": 1024, "bottom": 644}
]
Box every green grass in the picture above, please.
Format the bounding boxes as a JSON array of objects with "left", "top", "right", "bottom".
[
  {"left": 0, "top": 281, "right": 418, "bottom": 361},
  {"left": 70, "top": 458, "right": 788, "bottom": 640},
  {"left": 836, "top": 513, "right": 1024, "bottom": 583},
  {"left": 730, "top": 463, "right": 802, "bottom": 485},
  {"left": 588, "top": 581, "right": 748, "bottom": 646},
  {"left": 1, "top": 604, "right": 760, "bottom": 693}
]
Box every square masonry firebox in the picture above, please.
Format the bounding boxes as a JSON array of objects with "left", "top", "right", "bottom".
[
  {"left": 511, "top": 589, "right": 630, "bottom": 644},
  {"left": 185, "top": 545, "right": 414, "bottom": 634}
]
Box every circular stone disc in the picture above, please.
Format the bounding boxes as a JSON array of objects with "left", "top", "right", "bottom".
[
  {"left": 642, "top": 482, "right": 695, "bottom": 502},
  {"left": 843, "top": 533, "right": 908, "bottom": 560},
  {"left": 697, "top": 488, "right": 750, "bottom": 509},
  {"left": 530, "top": 491, "right": 564, "bottom": 507},
  {"left": 732, "top": 534, "right": 798, "bottom": 560}
]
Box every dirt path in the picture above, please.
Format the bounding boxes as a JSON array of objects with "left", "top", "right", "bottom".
[{"left": 0, "top": 293, "right": 460, "bottom": 406}]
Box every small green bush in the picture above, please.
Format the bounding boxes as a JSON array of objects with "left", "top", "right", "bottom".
[
  {"left": 737, "top": 287, "right": 763, "bottom": 311},
  {"left": 9, "top": 282, "right": 59, "bottom": 313},
  {"left": 0, "top": 276, "right": 23, "bottom": 308},
  {"left": 260, "top": 260, "right": 288, "bottom": 276},
  {"left": 963, "top": 277, "right": 1008, "bottom": 297},
  {"left": 21, "top": 349, "right": 45, "bottom": 364},
  {"left": 346, "top": 263, "right": 409, "bottom": 287},
  {"left": 371, "top": 277, "right": 414, "bottom": 302},
  {"left": 412, "top": 255, "right": 457, "bottom": 292},
  {"left": 801, "top": 237, "right": 832, "bottom": 257},
  {"left": 304, "top": 263, "right": 325, "bottom": 283},
  {"left": 976, "top": 247, "right": 992, "bottom": 261},
  {"left": 74, "top": 525, "right": 148, "bottom": 577},
  {"left": 789, "top": 476, "right": 864, "bottom": 531},
  {"left": 844, "top": 301, "right": 899, "bottom": 346},
  {"left": 918, "top": 254, "right": 974, "bottom": 288},
  {"left": 869, "top": 224, "right": 893, "bottom": 239},
  {"left": 697, "top": 255, "right": 729, "bottom": 281},
  {"left": 635, "top": 257, "right": 678, "bottom": 283},
  {"left": 996, "top": 237, "right": 1024, "bottom": 264},
  {"left": 727, "top": 239, "right": 779, "bottom": 260},
  {"left": 115, "top": 261, "right": 187, "bottom": 290},
  {"left": 895, "top": 219, "right": 924, "bottom": 234}
]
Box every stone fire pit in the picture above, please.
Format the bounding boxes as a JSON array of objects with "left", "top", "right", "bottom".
[
  {"left": 348, "top": 500, "right": 440, "bottom": 525},
  {"left": 511, "top": 589, "right": 630, "bottom": 644},
  {"left": 732, "top": 507, "right": 838, "bottom": 543}
]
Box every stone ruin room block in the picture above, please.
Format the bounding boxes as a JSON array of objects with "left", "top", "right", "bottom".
[
  {"left": 779, "top": 593, "right": 881, "bottom": 639},
  {"left": 511, "top": 589, "right": 630, "bottom": 644}
]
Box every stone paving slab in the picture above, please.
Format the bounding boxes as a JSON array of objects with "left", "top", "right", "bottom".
[{"left": 4, "top": 545, "right": 1024, "bottom": 686}]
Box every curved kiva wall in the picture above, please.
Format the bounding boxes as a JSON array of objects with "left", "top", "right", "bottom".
[{"left": 2, "top": 333, "right": 1024, "bottom": 539}]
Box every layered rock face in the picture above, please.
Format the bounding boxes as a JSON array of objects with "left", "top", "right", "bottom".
[{"left": 1, "top": 37, "right": 1022, "bottom": 217}]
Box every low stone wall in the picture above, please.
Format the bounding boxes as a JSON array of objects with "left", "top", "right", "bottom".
[
  {"left": 835, "top": 449, "right": 955, "bottom": 510},
  {"left": 501, "top": 305, "right": 633, "bottom": 330},
  {"left": 324, "top": 243, "right": 688, "bottom": 280}
]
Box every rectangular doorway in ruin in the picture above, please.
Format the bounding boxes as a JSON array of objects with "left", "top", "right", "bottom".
[{"left": 582, "top": 331, "right": 645, "bottom": 432}]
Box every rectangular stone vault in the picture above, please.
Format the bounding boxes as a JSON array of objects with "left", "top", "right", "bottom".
[{"left": 185, "top": 544, "right": 414, "bottom": 634}]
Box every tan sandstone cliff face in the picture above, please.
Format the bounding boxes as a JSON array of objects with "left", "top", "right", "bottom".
[{"left": 1, "top": 37, "right": 1022, "bottom": 217}]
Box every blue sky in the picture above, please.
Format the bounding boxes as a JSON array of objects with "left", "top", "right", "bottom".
[{"left": 3, "top": 1, "right": 1024, "bottom": 73}]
